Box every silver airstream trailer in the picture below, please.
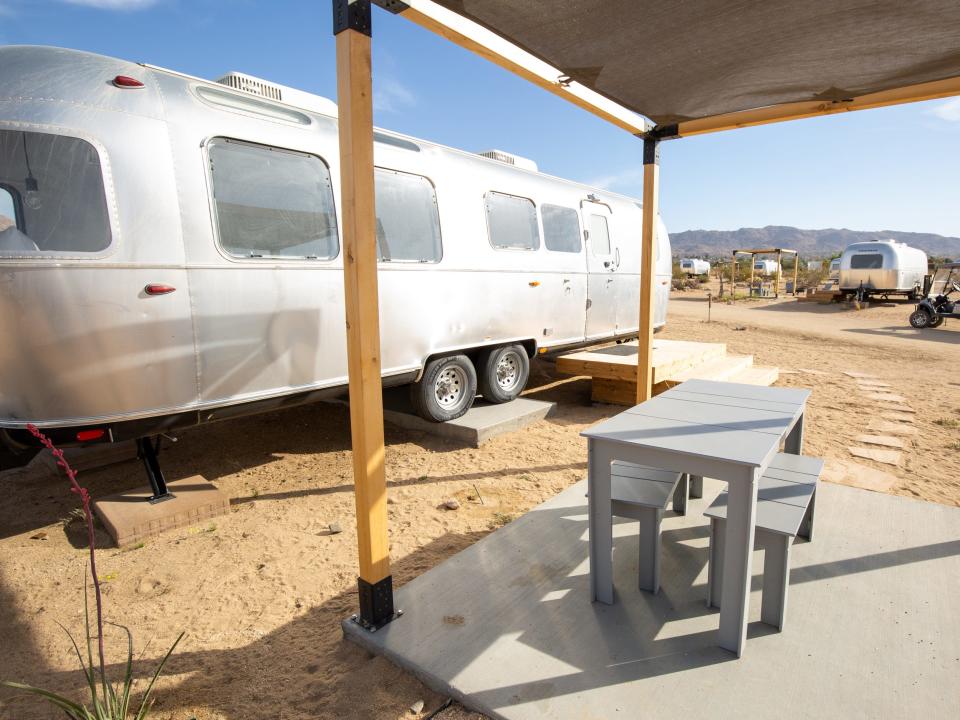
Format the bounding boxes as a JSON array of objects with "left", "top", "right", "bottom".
[
  {"left": 0, "top": 46, "right": 671, "bottom": 481},
  {"left": 679, "top": 258, "right": 710, "bottom": 276},
  {"left": 753, "top": 259, "right": 780, "bottom": 275},
  {"left": 838, "top": 240, "right": 927, "bottom": 299}
]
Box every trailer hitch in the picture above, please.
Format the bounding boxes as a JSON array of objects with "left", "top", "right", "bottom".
[{"left": 136, "top": 436, "right": 174, "bottom": 503}]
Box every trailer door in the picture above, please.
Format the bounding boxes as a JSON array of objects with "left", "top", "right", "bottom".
[{"left": 583, "top": 202, "right": 618, "bottom": 339}]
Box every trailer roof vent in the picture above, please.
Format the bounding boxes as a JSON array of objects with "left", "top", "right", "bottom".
[
  {"left": 215, "top": 72, "right": 338, "bottom": 117},
  {"left": 478, "top": 149, "right": 538, "bottom": 172}
]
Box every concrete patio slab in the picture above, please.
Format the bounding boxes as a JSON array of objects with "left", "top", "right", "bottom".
[{"left": 344, "top": 479, "right": 960, "bottom": 720}]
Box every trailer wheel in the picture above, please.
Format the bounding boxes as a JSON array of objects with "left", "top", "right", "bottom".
[
  {"left": 477, "top": 344, "right": 530, "bottom": 404},
  {"left": 929, "top": 315, "right": 944, "bottom": 328},
  {"left": 909, "top": 309, "right": 931, "bottom": 329},
  {"left": 411, "top": 354, "right": 477, "bottom": 422}
]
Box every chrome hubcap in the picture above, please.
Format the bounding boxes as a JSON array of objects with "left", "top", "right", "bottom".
[
  {"left": 435, "top": 366, "right": 466, "bottom": 408},
  {"left": 496, "top": 352, "right": 520, "bottom": 391}
]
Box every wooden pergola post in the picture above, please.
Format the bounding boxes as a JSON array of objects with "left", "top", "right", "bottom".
[
  {"left": 731, "top": 251, "right": 737, "bottom": 300},
  {"left": 334, "top": 0, "right": 395, "bottom": 630},
  {"left": 775, "top": 249, "right": 782, "bottom": 298},
  {"left": 793, "top": 255, "right": 799, "bottom": 295},
  {"left": 749, "top": 253, "right": 756, "bottom": 297},
  {"left": 635, "top": 137, "right": 660, "bottom": 404}
]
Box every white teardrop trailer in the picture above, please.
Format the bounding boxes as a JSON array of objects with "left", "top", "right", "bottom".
[
  {"left": 679, "top": 258, "right": 710, "bottom": 276},
  {"left": 0, "top": 46, "right": 672, "bottom": 493}
]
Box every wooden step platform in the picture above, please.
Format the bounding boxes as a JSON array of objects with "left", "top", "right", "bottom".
[
  {"left": 798, "top": 287, "right": 841, "bottom": 303},
  {"left": 557, "top": 339, "right": 779, "bottom": 406}
]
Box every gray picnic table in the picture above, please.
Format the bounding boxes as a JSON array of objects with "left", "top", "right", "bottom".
[{"left": 581, "top": 378, "right": 810, "bottom": 657}]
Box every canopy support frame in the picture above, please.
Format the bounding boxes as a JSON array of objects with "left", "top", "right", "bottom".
[
  {"left": 334, "top": 0, "right": 398, "bottom": 632},
  {"left": 636, "top": 137, "right": 660, "bottom": 404}
]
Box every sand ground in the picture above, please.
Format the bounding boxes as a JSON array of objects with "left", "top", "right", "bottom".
[{"left": 1, "top": 290, "right": 958, "bottom": 720}]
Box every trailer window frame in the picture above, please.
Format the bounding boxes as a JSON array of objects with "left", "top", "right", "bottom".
[
  {"left": 0, "top": 127, "right": 115, "bottom": 259},
  {"left": 484, "top": 190, "right": 541, "bottom": 251},
  {"left": 374, "top": 167, "right": 443, "bottom": 264},
  {"left": 206, "top": 136, "right": 340, "bottom": 263},
  {"left": 849, "top": 253, "right": 884, "bottom": 270},
  {"left": 541, "top": 203, "right": 582, "bottom": 253}
]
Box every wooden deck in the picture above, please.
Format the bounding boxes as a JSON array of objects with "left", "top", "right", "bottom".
[{"left": 556, "top": 340, "right": 779, "bottom": 405}]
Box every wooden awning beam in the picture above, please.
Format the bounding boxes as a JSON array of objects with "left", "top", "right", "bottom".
[
  {"left": 733, "top": 248, "right": 799, "bottom": 255},
  {"left": 668, "top": 75, "right": 960, "bottom": 138},
  {"left": 378, "top": 0, "right": 652, "bottom": 135}
]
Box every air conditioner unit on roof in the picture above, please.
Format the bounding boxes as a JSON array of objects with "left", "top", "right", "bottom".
[
  {"left": 215, "top": 72, "right": 337, "bottom": 117},
  {"left": 478, "top": 149, "right": 538, "bottom": 172}
]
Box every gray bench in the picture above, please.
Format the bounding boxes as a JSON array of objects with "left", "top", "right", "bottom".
[
  {"left": 705, "top": 453, "right": 823, "bottom": 630},
  {"left": 609, "top": 461, "right": 686, "bottom": 594}
]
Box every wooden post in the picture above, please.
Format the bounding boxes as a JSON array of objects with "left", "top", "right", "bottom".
[
  {"left": 793, "top": 254, "right": 799, "bottom": 295},
  {"left": 749, "top": 253, "right": 756, "bottom": 297},
  {"left": 334, "top": 0, "right": 395, "bottom": 629},
  {"left": 636, "top": 137, "right": 660, "bottom": 404},
  {"left": 730, "top": 250, "right": 737, "bottom": 302},
  {"left": 775, "top": 250, "right": 782, "bottom": 298}
]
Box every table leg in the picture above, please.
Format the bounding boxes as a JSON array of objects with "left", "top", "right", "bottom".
[
  {"left": 588, "top": 440, "right": 614, "bottom": 604},
  {"left": 689, "top": 474, "right": 704, "bottom": 499},
  {"left": 718, "top": 468, "right": 759, "bottom": 657},
  {"left": 759, "top": 532, "right": 792, "bottom": 630},
  {"left": 784, "top": 411, "right": 804, "bottom": 455}
]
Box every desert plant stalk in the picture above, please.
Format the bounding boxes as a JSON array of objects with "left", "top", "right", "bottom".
[{"left": 2, "top": 424, "right": 183, "bottom": 719}]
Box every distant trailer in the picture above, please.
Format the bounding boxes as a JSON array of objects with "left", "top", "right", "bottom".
[
  {"left": 806, "top": 260, "right": 822, "bottom": 271},
  {"left": 829, "top": 258, "right": 841, "bottom": 279},
  {"left": 753, "top": 259, "right": 780, "bottom": 275},
  {"left": 680, "top": 258, "right": 710, "bottom": 275},
  {"left": 838, "top": 240, "right": 927, "bottom": 299}
]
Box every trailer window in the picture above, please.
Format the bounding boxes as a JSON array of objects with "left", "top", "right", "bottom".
[
  {"left": 375, "top": 168, "right": 442, "bottom": 262},
  {"left": 588, "top": 214, "right": 611, "bottom": 256},
  {"left": 209, "top": 138, "right": 338, "bottom": 260},
  {"left": 485, "top": 191, "right": 540, "bottom": 250},
  {"left": 0, "top": 130, "right": 110, "bottom": 255},
  {"left": 542, "top": 204, "right": 581, "bottom": 253},
  {"left": 850, "top": 253, "right": 883, "bottom": 269}
]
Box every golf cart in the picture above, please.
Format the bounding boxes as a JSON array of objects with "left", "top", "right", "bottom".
[{"left": 909, "top": 262, "right": 960, "bottom": 329}]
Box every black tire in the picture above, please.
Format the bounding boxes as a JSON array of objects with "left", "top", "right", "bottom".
[
  {"left": 477, "top": 344, "right": 530, "bottom": 404},
  {"left": 929, "top": 315, "right": 944, "bottom": 328},
  {"left": 909, "top": 309, "right": 931, "bottom": 329},
  {"left": 410, "top": 354, "right": 477, "bottom": 422}
]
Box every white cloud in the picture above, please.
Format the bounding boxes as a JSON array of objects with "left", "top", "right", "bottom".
[
  {"left": 373, "top": 78, "right": 415, "bottom": 114},
  {"left": 585, "top": 167, "right": 642, "bottom": 191},
  {"left": 929, "top": 97, "right": 960, "bottom": 122},
  {"left": 62, "top": 0, "right": 160, "bottom": 9}
]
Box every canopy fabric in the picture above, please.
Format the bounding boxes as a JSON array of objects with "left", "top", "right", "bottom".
[{"left": 432, "top": 0, "right": 960, "bottom": 125}]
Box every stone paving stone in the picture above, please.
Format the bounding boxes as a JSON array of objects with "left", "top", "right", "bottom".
[
  {"left": 855, "top": 434, "right": 905, "bottom": 449},
  {"left": 848, "top": 446, "right": 902, "bottom": 466}
]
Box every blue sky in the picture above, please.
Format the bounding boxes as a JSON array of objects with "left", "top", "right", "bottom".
[{"left": 2, "top": 0, "right": 959, "bottom": 236}]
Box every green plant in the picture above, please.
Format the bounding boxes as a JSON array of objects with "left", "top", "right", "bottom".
[{"left": 2, "top": 424, "right": 183, "bottom": 719}]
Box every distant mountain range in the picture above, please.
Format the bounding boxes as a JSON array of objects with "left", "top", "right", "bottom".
[{"left": 670, "top": 226, "right": 960, "bottom": 259}]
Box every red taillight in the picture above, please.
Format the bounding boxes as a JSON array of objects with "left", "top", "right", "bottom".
[
  {"left": 113, "top": 75, "right": 144, "bottom": 89},
  {"left": 144, "top": 284, "right": 176, "bottom": 296},
  {"left": 76, "top": 429, "right": 105, "bottom": 442}
]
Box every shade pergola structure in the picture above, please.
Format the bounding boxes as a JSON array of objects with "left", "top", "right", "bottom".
[
  {"left": 731, "top": 248, "right": 799, "bottom": 299},
  {"left": 332, "top": 0, "right": 960, "bottom": 651}
]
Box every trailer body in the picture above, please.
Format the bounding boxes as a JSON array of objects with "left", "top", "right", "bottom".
[
  {"left": 0, "top": 46, "right": 671, "bottom": 444},
  {"left": 839, "top": 240, "right": 927, "bottom": 297}
]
